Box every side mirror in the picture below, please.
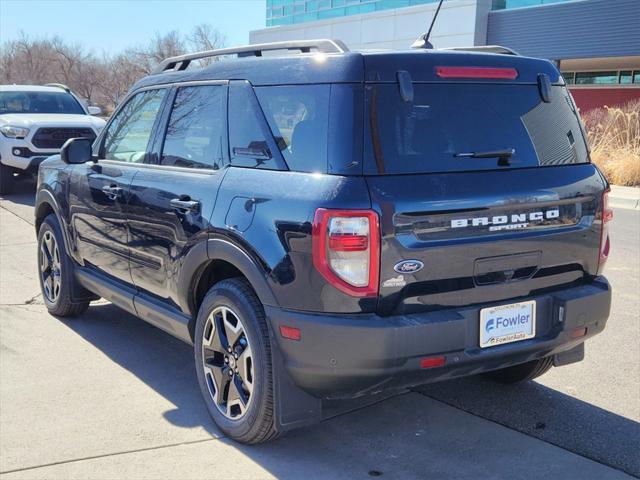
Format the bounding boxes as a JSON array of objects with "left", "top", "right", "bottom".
[
  {"left": 88, "top": 106, "right": 102, "bottom": 116},
  {"left": 61, "top": 137, "right": 93, "bottom": 164}
]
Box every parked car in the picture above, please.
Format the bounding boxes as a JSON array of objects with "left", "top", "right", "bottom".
[
  {"left": 34, "top": 40, "right": 612, "bottom": 444},
  {"left": 0, "top": 84, "right": 105, "bottom": 194}
]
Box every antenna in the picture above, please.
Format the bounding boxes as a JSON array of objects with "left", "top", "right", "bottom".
[{"left": 411, "top": 0, "right": 445, "bottom": 49}]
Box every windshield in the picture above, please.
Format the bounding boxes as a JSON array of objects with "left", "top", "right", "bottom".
[
  {"left": 0, "top": 91, "right": 85, "bottom": 115},
  {"left": 365, "top": 83, "right": 589, "bottom": 175}
]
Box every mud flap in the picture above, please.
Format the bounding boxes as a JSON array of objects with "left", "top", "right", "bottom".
[
  {"left": 553, "top": 342, "right": 584, "bottom": 367},
  {"left": 271, "top": 339, "right": 323, "bottom": 433}
]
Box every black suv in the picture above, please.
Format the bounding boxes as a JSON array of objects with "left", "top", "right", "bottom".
[{"left": 35, "top": 40, "right": 612, "bottom": 443}]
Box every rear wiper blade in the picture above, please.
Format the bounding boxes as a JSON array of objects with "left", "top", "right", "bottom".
[{"left": 455, "top": 148, "right": 516, "bottom": 166}]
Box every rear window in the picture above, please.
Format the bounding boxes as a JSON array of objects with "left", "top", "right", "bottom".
[
  {"left": 365, "top": 83, "right": 589, "bottom": 175},
  {"left": 256, "top": 84, "right": 362, "bottom": 174}
]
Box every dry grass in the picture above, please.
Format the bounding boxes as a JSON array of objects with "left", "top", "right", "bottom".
[{"left": 582, "top": 101, "right": 640, "bottom": 186}]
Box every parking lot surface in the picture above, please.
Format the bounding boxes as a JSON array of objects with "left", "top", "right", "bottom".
[{"left": 1, "top": 179, "right": 638, "bottom": 479}]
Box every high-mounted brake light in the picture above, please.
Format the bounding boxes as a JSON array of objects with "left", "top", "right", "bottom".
[
  {"left": 597, "top": 189, "right": 613, "bottom": 274},
  {"left": 312, "top": 209, "right": 380, "bottom": 297},
  {"left": 435, "top": 66, "right": 519, "bottom": 80}
]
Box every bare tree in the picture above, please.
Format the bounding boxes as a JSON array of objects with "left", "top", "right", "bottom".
[{"left": 1, "top": 24, "right": 227, "bottom": 112}]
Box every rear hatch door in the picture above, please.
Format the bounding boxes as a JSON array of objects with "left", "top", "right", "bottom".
[{"left": 363, "top": 52, "right": 607, "bottom": 316}]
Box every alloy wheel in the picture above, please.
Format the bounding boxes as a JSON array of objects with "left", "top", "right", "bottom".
[
  {"left": 39, "top": 230, "right": 61, "bottom": 304},
  {"left": 201, "top": 305, "right": 254, "bottom": 419}
]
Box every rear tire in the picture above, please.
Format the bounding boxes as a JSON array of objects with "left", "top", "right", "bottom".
[
  {"left": 37, "top": 214, "right": 90, "bottom": 317},
  {"left": 483, "top": 357, "right": 553, "bottom": 384},
  {"left": 0, "top": 162, "right": 14, "bottom": 195},
  {"left": 194, "top": 278, "right": 280, "bottom": 444}
]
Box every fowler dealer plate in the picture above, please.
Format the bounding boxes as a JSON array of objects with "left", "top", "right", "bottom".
[{"left": 479, "top": 300, "right": 536, "bottom": 348}]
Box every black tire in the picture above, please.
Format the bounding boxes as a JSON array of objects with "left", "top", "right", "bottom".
[
  {"left": 483, "top": 357, "right": 554, "bottom": 384},
  {"left": 0, "top": 162, "right": 14, "bottom": 195},
  {"left": 37, "top": 214, "right": 90, "bottom": 317},
  {"left": 194, "top": 278, "right": 280, "bottom": 444}
]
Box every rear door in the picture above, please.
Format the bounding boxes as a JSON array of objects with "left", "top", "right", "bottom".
[
  {"left": 126, "top": 83, "right": 228, "bottom": 310},
  {"left": 364, "top": 57, "right": 608, "bottom": 316},
  {"left": 69, "top": 88, "right": 167, "bottom": 284}
]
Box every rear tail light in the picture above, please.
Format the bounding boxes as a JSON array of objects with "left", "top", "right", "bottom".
[
  {"left": 435, "top": 66, "right": 518, "bottom": 80},
  {"left": 597, "top": 189, "right": 613, "bottom": 274},
  {"left": 312, "top": 209, "right": 380, "bottom": 297}
]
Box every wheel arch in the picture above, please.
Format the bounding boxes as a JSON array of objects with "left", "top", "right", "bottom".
[{"left": 179, "top": 237, "right": 279, "bottom": 340}]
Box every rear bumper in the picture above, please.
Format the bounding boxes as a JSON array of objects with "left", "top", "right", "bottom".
[{"left": 266, "top": 277, "right": 611, "bottom": 399}]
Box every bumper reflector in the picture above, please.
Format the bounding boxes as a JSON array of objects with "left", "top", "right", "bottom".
[
  {"left": 570, "top": 327, "right": 587, "bottom": 338},
  {"left": 420, "top": 356, "right": 446, "bottom": 369},
  {"left": 279, "top": 325, "right": 301, "bottom": 341}
]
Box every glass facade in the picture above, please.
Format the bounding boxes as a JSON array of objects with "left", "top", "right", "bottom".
[
  {"left": 266, "top": 0, "right": 582, "bottom": 26},
  {"left": 563, "top": 70, "right": 640, "bottom": 85},
  {"left": 267, "top": 0, "right": 442, "bottom": 27},
  {"left": 491, "top": 0, "right": 577, "bottom": 10}
]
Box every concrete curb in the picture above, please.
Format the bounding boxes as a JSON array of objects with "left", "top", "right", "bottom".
[{"left": 609, "top": 185, "right": 640, "bottom": 211}]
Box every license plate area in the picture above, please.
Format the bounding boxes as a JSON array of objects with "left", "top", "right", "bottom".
[{"left": 479, "top": 300, "right": 536, "bottom": 348}]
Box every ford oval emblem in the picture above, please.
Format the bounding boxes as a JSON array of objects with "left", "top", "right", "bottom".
[{"left": 394, "top": 260, "right": 424, "bottom": 274}]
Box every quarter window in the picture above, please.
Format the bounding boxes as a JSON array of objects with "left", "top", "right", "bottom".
[
  {"left": 256, "top": 85, "right": 330, "bottom": 173},
  {"left": 102, "top": 89, "right": 166, "bottom": 163},
  {"left": 161, "top": 85, "right": 228, "bottom": 169},
  {"left": 229, "top": 83, "right": 281, "bottom": 170}
]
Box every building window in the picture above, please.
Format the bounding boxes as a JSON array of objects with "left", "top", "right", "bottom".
[
  {"left": 575, "top": 71, "right": 620, "bottom": 85},
  {"left": 492, "top": 0, "right": 577, "bottom": 10},
  {"left": 619, "top": 71, "right": 633, "bottom": 84},
  {"left": 563, "top": 72, "right": 575, "bottom": 85},
  {"left": 561, "top": 70, "right": 640, "bottom": 86}
]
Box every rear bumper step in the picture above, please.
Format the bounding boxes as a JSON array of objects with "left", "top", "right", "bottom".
[{"left": 266, "top": 277, "right": 611, "bottom": 399}]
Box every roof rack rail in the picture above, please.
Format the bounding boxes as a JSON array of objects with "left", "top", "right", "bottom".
[
  {"left": 152, "top": 39, "right": 349, "bottom": 75},
  {"left": 439, "top": 45, "right": 520, "bottom": 56},
  {"left": 44, "top": 83, "right": 72, "bottom": 92}
]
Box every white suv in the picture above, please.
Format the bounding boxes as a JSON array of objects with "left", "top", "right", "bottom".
[{"left": 0, "top": 84, "right": 106, "bottom": 194}]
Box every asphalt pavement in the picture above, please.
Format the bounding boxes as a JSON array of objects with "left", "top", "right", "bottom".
[{"left": 0, "top": 178, "right": 638, "bottom": 479}]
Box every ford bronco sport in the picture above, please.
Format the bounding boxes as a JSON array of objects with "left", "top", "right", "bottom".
[{"left": 34, "top": 39, "right": 612, "bottom": 444}]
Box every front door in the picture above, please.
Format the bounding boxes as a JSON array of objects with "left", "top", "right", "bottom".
[
  {"left": 126, "top": 83, "right": 229, "bottom": 309},
  {"left": 68, "top": 88, "right": 168, "bottom": 284}
]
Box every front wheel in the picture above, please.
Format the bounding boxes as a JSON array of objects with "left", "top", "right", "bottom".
[
  {"left": 37, "top": 214, "right": 90, "bottom": 317},
  {"left": 194, "top": 278, "right": 279, "bottom": 444},
  {"left": 483, "top": 357, "right": 554, "bottom": 384}
]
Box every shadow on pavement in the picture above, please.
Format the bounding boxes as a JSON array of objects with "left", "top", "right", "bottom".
[
  {"left": 415, "top": 377, "right": 640, "bottom": 477},
  {"left": 58, "top": 302, "right": 220, "bottom": 438},
  {"left": 56, "top": 301, "right": 640, "bottom": 478},
  {"left": 0, "top": 176, "right": 37, "bottom": 207}
]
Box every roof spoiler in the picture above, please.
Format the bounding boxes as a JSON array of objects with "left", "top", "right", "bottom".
[
  {"left": 439, "top": 45, "right": 520, "bottom": 56},
  {"left": 151, "top": 39, "right": 349, "bottom": 75}
]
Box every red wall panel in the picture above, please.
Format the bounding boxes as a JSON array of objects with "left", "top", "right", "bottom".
[{"left": 569, "top": 87, "right": 640, "bottom": 112}]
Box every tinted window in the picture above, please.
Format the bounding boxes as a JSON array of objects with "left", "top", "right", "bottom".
[
  {"left": 256, "top": 84, "right": 363, "bottom": 174},
  {"left": 161, "top": 86, "right": 227, "bottom": 169},
  {"left": 103, "top": 89, "right": 166, "bottom": 163},
  {"left": 229, "top": 83, "right": 280, "bottom": 170},
  {"left": 365, "top": 83, "right": 589, "bottom": 175},
  {"left": 256, "top": 85, "right": 329, "bottom": 173},
  {"left": 0, "top": 91, "right": 84, "bottom": 115}
]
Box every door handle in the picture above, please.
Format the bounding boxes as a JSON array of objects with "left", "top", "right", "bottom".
[
  {"left": 102, "top": 185, "right": 123, "bottom": 200},
  {"left": 170, "top": 198, "right": 201, "bottom": 213}
]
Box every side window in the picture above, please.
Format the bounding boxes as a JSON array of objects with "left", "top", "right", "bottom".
[
  {"left": 228, "top": 83, "right": 282, "bottom": 170},
  {"left": 256, "top": 85, "right": 330, "bottom": 173},
  {"left": 161, "top": 85, "right": 228, "bottom": 169},
  {"left": 102, "top": 89, "right": 166, "bottom": 163}
]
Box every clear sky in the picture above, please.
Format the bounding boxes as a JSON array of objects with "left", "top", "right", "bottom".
[{"left": 0, "top": 0, "right": 266, "bottom": 55}]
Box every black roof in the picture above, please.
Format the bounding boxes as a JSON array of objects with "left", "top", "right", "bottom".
[{"left": 132, "top": 49, "right": 561, "bottom": 91}]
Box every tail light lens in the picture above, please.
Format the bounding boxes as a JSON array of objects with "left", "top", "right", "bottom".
[
  {"left": 312, "top": 209, "right": 380, "bottom": 297},
  {"left": 597, "top": 189, "right": 613, "bottom": 274}
]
